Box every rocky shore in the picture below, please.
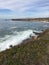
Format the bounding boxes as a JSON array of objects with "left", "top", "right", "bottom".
[{"left": 0, "top": 29, "right": 49, "bottom": 65}]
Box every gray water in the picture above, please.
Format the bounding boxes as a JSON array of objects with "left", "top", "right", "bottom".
[
  {"left": 0, "top": 19, "right": 49, "bottom": 51},
  {"left": 0, "top": 20, "right": 49, "bottom": 37}
]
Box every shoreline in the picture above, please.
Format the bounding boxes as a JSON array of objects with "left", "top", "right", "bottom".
[
  {"left": 9, "top": 28, "right": 49, "bottom": 49},
  {"left": 0, "top": 29, "right": 46, "bottom": 52},
  {"left": 0, "top": 28, "right": 49, "bottom": 52},
  {"left": 0, "top": 28, "right": 43, "bottom": 52}
]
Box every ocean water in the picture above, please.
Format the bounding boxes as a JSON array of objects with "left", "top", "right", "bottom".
[{"left": 0, "top": 19, "right": 49, "bottom": 51}]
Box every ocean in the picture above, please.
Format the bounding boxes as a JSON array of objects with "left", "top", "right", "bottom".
[{"left": 0, "top": 19, "right": 49, "bottom": 51}]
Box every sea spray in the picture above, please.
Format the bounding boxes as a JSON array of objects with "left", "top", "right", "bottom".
[{"left": 0, "top": 30, "right": 37, "bottom": 51}]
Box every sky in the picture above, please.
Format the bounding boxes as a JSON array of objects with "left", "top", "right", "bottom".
[{"left": 0, "top": 0, "right": 49, "bottom": 19}]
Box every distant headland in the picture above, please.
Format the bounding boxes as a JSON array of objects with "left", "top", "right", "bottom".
[{"left": 11, "top": 17, "right": 49, "bottom": 22}]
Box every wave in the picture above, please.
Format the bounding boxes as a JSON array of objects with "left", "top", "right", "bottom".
[{"left": 0, "top": 29, "right": 40, "bottom": 52}]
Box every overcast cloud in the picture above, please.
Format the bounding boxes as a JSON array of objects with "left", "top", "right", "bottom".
[{"left": 0, "top": 0, "right": 49, "bottom": 18}]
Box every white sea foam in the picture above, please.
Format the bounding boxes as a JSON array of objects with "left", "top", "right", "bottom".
[
  {"left": 9, "top": 26, "right": 17, "bottom": 29},
  {"left": 42, "top": 21, "right": 49, "bottom": 23},
  {"left": 33, "top": 30, "right": 43, "bottom": 33},
  {"left": 0, "top": 30, "right": 37, "bottom": 52}
]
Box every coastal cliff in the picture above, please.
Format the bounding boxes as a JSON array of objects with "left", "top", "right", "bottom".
[
  {"left": 0, "top": 29, "right": 49, "bottom": 65},
  {"left": 11, "top": 17, "right": 49, "bottom": 22}
]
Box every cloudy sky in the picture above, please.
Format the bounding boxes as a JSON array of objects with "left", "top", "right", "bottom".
[{"left": 0, "top": 0, "right": 49, "bottom": 18}]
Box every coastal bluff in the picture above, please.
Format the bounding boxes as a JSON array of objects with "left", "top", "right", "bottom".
[{"left": 0, "top": 29, "right": 49, "bottom": 65}]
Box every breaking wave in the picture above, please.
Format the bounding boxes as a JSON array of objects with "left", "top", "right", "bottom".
[{"left": 0, "top": 29, "right": 38, "bottom": 51}]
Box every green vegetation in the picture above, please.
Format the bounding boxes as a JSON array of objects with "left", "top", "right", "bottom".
[{"left": 0, "top": 29, "right": 49, "bottom": 65}]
